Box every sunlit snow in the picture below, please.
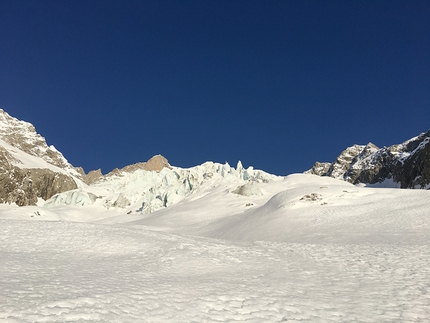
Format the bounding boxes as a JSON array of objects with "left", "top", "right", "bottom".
[{"left": 1, "top": 173, "right": 430, "bottom": 322}]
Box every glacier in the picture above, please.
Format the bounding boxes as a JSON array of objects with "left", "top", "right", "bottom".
[{"left": 44, "top": 161, "right": 279, "bottom": 214}]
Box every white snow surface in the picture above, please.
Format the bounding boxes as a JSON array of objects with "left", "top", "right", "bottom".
[
  {"left": 0, "top": 139, "right": 81, "bottom": 179},
  {"left": 1, "top": 173, "right": 430, "bottom": 322}
]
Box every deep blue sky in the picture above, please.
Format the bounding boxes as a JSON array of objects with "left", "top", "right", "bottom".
[{"left": 1, "top": 1, "right": 429, "bottom": 175}]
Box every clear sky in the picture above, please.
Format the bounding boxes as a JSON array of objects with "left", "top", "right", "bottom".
[{"left": 1, "top": 1, "right": 429, "bottom": 175}]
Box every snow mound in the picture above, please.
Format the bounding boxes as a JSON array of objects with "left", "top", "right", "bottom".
[
  {"left": 193, "top": 174, "right": 430, "bottom": 244},
  {"left": 232, "top": 182, "right": 262, "bottom": 196}
]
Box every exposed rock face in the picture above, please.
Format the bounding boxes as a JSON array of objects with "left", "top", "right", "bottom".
[
  {"left": 0, "top": 109, "right": 81, "bottom": 205},
  {"left": 0, "top": 164, "right": 77, "bottom": 206},
  {"left": 143, "top": 154, "right": 170, "bottom": 172},
  {"left": 0, "top": 109, "right": 177, "bottom": 206},
  {"left": 393, "top": 134, "right": 430, "bottom": 188},
  {"left": 306, "top": 130, "right": 430, "bottom": 188},
  {"left": 82, "top": 169, "right": 103, "bottom": 185},
  {"left": 307, "top": 161, "right": 331, "bottom": 177},
  {"left": 104, "top": 155, "right": 171, "bottom": 179},
  {"left": 325, "top": 144, "right": 365, "bottom": 179}
]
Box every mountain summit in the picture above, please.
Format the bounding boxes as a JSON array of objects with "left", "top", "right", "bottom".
[{"left": 0, "top": 109, "right": 84, "bottom": 205}]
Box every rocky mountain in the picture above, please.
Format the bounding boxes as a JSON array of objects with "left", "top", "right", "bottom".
[
  {"left": 0, "top": 109, "right": 86, "bottom": 205},
  {"left": 306, "top": 130, "right": 430, "bottom": 189}
]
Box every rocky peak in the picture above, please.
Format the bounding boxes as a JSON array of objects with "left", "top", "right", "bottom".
[
  {"left": 306, "top": 129, "right": 430, "bottom": 188},
  {"left": 143, "top": 154, "right": 170, "bottom": 172},
  {"left": 308, "top": 144, "right": 365, "bottom": 180},
  {"left": 104, "top": 155, "right": 171, "bottom": 178},
  {"left": 0, "top": 109, "right": 76, "bottom": 172},
  {"left": 0, "top": 109, "right": 82, "bottom": 205}
]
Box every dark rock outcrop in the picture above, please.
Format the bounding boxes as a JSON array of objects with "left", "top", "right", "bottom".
[
  {"left": 306, "top": 130, "right": 430, "bottom": 189},
  {"left": 393, "top": 134, "right": 430, "bottom": 188}
]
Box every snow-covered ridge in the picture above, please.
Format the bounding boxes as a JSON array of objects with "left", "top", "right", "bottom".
[
  {"left": 45, "top": 160, "right": 280, "bottom": 214},
  {"left": 0, "top": 109, "right": 81, "bottom": 179},
  {"left": 0, "top": 109, "right": 89, "bottom": 205},
  {"left": 0, "top": 138, "right": 83, "bottom": 182}
]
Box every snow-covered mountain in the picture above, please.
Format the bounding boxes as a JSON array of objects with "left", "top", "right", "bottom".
[
  {"left": 0, "top": 109, "right": 278, "bottom": 211},
  {"left": 1, "top": 107, "right": 429, "bottom": 215},
  {"left": 1, "top": 107, "right": 429, "bottom": 213},
  {"left": 306, "top": 130, "right": 430, "bottom": 189},
  {"left": 0, "top": 109, "right": 85, "bottom": 205}
]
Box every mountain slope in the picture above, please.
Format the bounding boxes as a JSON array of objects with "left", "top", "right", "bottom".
[
  {"left": 306, "top": 130, "right": 430, "bottom": 188},
  {"left": 0, "top": 109, "right": 83, "bottom": 205}
]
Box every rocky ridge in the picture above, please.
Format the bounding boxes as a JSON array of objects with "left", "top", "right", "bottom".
[
  {"left": 0, "top": 109, "right": 78, "bottom": 172},
  {"left": 103, "top": 155, "right": 171, "bottom": 178},
  {"left": 0, "top": 109, "right": 84, "bottom": 205},
  {"left": 306, "top": 130, "right": 430, "bottom": 189}
]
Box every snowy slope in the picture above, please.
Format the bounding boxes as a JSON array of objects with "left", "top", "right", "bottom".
[
  {"left": 0, "top": 138, "right": 83, "bottom": 182},
  {"left": 0, "top": 109, "right": 81, "bottom": 179},
  {"left": 1, "top": 173, "right": 430, "bottom": 322}
]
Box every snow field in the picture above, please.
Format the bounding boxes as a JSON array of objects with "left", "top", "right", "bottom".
[
  {"left": 1, "top": 174, "right": 430, "bottom": 322},
  {"left": 1, "top": 220, "right": 430, "bottom": 322}
]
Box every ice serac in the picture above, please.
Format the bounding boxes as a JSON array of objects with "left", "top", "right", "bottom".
[
  {"left": 45, "top": 160, "right": 279, "bottom": 214},
  {"left": 0, "top": 109, "right": 84, "bottom": 205},
  {"left": 306, "top": 129, "right": 430, "bottom": 188}
]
